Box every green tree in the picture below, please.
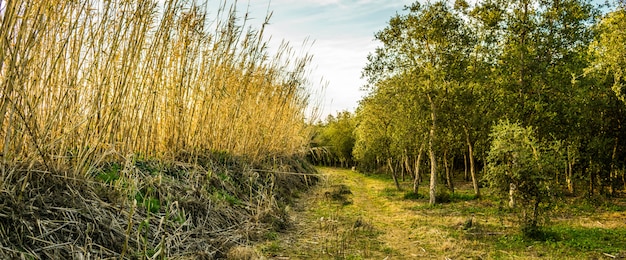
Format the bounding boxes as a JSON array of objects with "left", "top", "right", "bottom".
[
  {"left": 484, "top": 120, "right": 563, "bottom": 237},
  {"left": 311, "top": 111, "right": 356, "bottom": 167},
  {"left": 363, "top": 1, "right": 474, "bottom": 204},
  {"left": 588, "top": 6, "right": 626, "bottom": 104}
]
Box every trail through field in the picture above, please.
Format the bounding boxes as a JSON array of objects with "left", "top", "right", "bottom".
[
  {"left": 255, "top": 167, "right": 626, "bottom": 259},
  {"left": 257, "top": 167, "right": 483, "bottom": 259}
]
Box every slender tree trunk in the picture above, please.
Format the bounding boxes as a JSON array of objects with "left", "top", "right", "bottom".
[
  {"left": 413, "top": 143, "right": 424, "bottom": 194},
  {"left": 610, "top": 137, "right": 618, "bottom": 196},
  {"left": 428, "top": 94, "right": 437, "bottom": 205},
  {"left": 463, "top": 126, "right": 480, "bottom": 197},
  {"left": 388, "top": 157, "right": 401, "bottom": 190},
  {"left": 588, "top": 159, "right": 595, "bottom": 195},
  {"left": 450, "top": 155, "right": 455, "bottom": 177},
  {"left": 404, "top": 153, "right": 411, "bottom": 182},
  {"left": 509, "top": 183, "right": 516, "bottom": 208},
  {"left": 398, "top": 155, "right": 406, "bottom": 181},
  {"left": 567, "top": 161, "right": 574, "bottom": 194},
  {"left": 622, "top": 167, "right": 626, "bottom": 191},
  {"left": 444, "top": 149, "right": 454, "bottom": 193},
  {"left": 566, "top": 145, "right": 575, "bottom": 194},
  {"left": 463, "top": 152, "right": 468, "bottom": 181}
]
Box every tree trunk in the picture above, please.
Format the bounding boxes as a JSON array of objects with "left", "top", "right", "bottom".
[
  {"left": 509, "top": 183, "right": 516, "bottom": 208},
  {"left": 404, "top": 153, "right": 411, "bottom": 182},
  {"left": 622, "top": 167, "right": 626, "bottom": 192},
  {"left": 444, "top": 149, "right": 454, "bottom": 193},
  {"left": 610, "top": 137, "right": 618, "bottom": 196},
  {"left": 399, "top": 155, "right": 406, "bottom": 182},
  {"left": 463, "top": 126, "right": 480, "bottom": 197},
  {"left": 463, "top": 152, "right": 468, "bottom": 181},
  {"left": 428, "top": 94, "right": 437, "bottom": 205},
  {"left": 566, "top": 145, "right": 575, "bottom": 194},
  {"left": 567, "top": 161, "right": 574, "bottom": 194},
  {"left": 388, "top": 158, "right": 401, "bottom": 190},
  {"left": 413, "top": 143, "right": 424, "bottom": 194},
  {"left": 588, "top": 159, "right": 595, "bottom": 195}
]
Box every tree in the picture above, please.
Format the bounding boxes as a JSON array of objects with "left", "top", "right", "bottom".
[
  {"left": 484, "top": 120, "right": 563, "bottom": 237},
  {"left": 310, "top": 112, "right": 356, "bottom": 167},
  {"left": 588, "top": 6, "right": 626, "bottom": 104},
  {"left": 363, "top": 1, "right": 474, "bottom": 205},
  {"left": 354, "top": 0, "right": 626, "bottom": 208}
]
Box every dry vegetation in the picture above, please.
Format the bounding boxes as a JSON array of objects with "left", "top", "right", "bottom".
[
  {"left": 0, "top": 0, "right": 313, "bottom": 170},
  {"left": 0, "top": 0, "right": 319, "bottom": 258}
]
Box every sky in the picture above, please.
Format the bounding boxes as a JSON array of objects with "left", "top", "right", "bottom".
[{"left": 238, "top": 0, "right": 415, "bottom": 119}]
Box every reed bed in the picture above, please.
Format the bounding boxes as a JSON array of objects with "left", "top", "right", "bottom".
[
  {"left": 0, "top": 0, "right": 313, "bottom": 174},
  {"left": 0, "top": 0, "right": 319, "bottom": 258}
]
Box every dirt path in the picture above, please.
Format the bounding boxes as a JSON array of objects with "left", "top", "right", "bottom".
[
  {"left": 256, "top": 167, "right": 473, "bottom": 259},
  {"left": 253, "top": 167, "right": 626, "bottom": 259}
]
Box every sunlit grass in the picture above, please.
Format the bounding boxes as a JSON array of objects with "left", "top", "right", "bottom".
[{"left": 264, "top": 167, "right": 626, "bottom": 259}]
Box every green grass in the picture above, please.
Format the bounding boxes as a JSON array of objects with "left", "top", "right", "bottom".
[
  {"left": 262, "top": 167, "right": 626, "bottom": 259},
  {"left": 95, "top": 163, "right": 122, "bottom": 184},
  {"left": 402, "top": 191, "right": 426, "bottom": 200},
  {"left": 380, "top": 187, "right": 399, "bottom": 197},
  {"left": 553, "top": 226, "right": 626, "bottom": 252},
  {"left": 490, "top": 226, "right": 626, "bottom": 258}
]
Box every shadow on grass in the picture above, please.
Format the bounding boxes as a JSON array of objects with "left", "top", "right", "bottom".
[
  {"left": 402, "top": 191, "right": 478, "bottom": 203},
  {"left": 486, "top": 225, "right": 626, "bottom": 257}
]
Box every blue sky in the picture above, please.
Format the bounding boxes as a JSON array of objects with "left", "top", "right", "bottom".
[{"left": 239, "top": 0, "right": 415, "bottom": 119}]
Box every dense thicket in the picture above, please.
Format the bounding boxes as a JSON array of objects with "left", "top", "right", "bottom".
[{"left": 341, "top": 0, "right": 626, "bottom": 207}]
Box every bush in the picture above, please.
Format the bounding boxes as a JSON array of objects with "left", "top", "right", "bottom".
[{"left": 484, "top": 120, "right": 563, "bottom": 236}]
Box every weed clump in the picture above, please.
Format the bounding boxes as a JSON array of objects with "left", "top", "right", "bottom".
[{"left": 325, "top": 184, "right": 353, "bottom": 205}]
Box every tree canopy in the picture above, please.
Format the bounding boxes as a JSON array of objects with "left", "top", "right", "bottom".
[{"left": 314, "top": 0, "right": 626, "bottom": 216}]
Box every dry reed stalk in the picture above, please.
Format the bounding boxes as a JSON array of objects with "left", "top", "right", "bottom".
[
  {"left": 0, "top": 0, "right": 316, "bottom": 177},
  {"left": 0, "top": 1, "right": 321, "bottom": 258}
]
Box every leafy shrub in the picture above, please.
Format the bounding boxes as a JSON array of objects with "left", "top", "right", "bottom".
[{"left": 484, "top": 120, "right": 563, "bottom": 237}]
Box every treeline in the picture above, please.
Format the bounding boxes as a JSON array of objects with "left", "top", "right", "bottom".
[
  {"left": 312, "top": 0, "right": 626, "bottom": 206},
  {"left": 309, "top": 111, "right": 356, "bottom": 167}
]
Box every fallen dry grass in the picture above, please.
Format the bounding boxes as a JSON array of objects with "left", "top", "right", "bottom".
[{"left": 0, "top": 154, "right": 318, "bottom": 259}]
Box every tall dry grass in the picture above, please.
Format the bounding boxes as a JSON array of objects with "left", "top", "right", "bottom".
[{"left": 0, "top": 0, "right": 315, "bottom": 175}]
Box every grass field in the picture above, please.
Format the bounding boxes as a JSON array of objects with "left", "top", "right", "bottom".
[{"left": 256, "top": 167, "right": 626, "bottom": 259}]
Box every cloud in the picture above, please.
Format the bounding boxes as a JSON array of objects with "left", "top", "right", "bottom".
[{"left": 241, "top": 0, "right": 413, "bottom": 117}]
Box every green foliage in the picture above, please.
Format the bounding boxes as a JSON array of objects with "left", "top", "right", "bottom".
[
  {"left": 494, "top": 225, "right": 626, "bottom": 255},
  {"left": 96, "top": 163, "right": 122, "bottom": 184},
  {"left": 212, "top": 190, "right": 242, "bottom": 206},
  {"left": 355, "top": 0, "right": 626, "bottom": 206},
  {"left": 310, "top": 111, "right": 356, "bottom": 167},
  {"left": 134, "top": 188, "right": 161, "bottom": 214},
  {"left": 357, "top": 1, "right": 481, "bottom": 204},
  {"left": 402, "top": 191, "right": 425, "bottom": 200},
  {"left": 484, "top": 120, "right": 563, "bottom": 235},
  {"left": 589, "top": 8, "right": 626, "bottom": 104}
]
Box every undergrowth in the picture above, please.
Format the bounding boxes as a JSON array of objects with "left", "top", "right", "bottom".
[{"left": 0, "top": 154, "right": 317, "bottom": 259}]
